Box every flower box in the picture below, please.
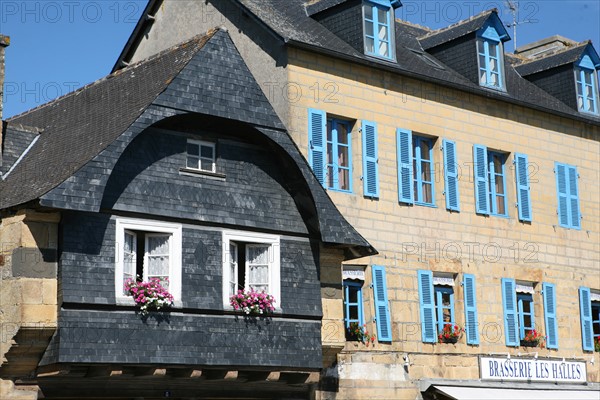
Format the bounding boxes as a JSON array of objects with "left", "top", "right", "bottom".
[
  {"left": 230, "top": 289, "right": 276, "bottom": 315},
  {"left": 347, "top": 323, "right": 375, "bottom": 346},
  {"left": 438, "top": 323, "right": 463, "bottom": 344},
  {"left": 124, "top": 277, "right": 174, "bottom": 315},
  {"left": 521, "top": 329, "right": 545, "bottom": 348}
]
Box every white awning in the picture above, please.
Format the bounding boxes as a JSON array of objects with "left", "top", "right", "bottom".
[
  {"left": 433, "top": 276, "right": 455, "bottom": 286},
  {"left": 342, "top": 268, "right": 365, "bottom": 281},
  {"left": 591, "top": 291, "right": 600, "bottom": 302},
  {"left": 434, "top": 386, "right": 600, "bottom": 400},
  {"left": 516, "top": 283, "right": 534, "bottom": 294}
]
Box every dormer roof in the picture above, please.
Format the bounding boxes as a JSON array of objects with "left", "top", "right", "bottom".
[
  {"left": 419, "top": 9, "right": 509, "bottom": 50},
  {"left": 515, "top": 42, "right": 600, "bottom": 76}
]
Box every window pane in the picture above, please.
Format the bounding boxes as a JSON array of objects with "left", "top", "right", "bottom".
[
  {"left": 364, "top": 5, "right": 373, "bottom": 20},
  {"left": 377, "top": 8, "right": 387, "bottom": 22},
  {"left": 584, "top": 70, "right": 592, "bottom": 85},
  {"left": 477, "top": 39, "right": 484, "bottom": 53},
  {"left": 378, "top": 40, "right": 388, "bottom": 57},
  {"left": 200, "top": 145, "right": 213, "bottom": 159},
  {"left": 247, "top": 245, "right": 268, "bottom": 264},
  {"left": 489, "top": 43, "right": 497, "bottom": 57},
  {"left": 187, "top": 156, "right": 199, "bottom": 169},
  {"left": 578, "top": 96, "right": 584, "bottom": 109},
  {"left": 187, "top": 143, "right": 199, "bottom": 156},
  {"left": 339, "top": 168, "right": 349, "bottom": 191},
  {"left": 490, "top": 72, "right": 499, "bottom": 86},
  {"left": 337, "top": 124, "right": 348, "bottom": 144},
  {"left": 420, "top": 141, "right": 431, "bottom": 160},
  {"left": 365, "top": 37, "right": 375, "bottom": 53},
  {"left": 338, "top": 146, "right": 349, "bottom": 168},
  {"left": 349, "top": 305, "right": 359, "bottom": 320},
  {"left": 378, "top": 24, "right": 388, "bottom": 41},
  {"left": 327, "top": 165, "right": 334, "bottom": 187},
  {"left": 327, "top": 143, "right": 333, "bottom": 164},
  {"left": 200, "top": 158, "right": 213, "bottom": 171},
  {"left": 148, "top": 236, "right": 169, "bottom": 255},
  {"left": 365, "top": 21, "right": 374, "bottom": 37},
  {"left": 249, "top": 265, "right": 269, "bottom": 287},
  {"left": 327, "top": 121, "right": 333, "bottom": 141},
  {"left": 423, "top": 182, "right": 432, "bottom": 203},
  {"left": 479, "top": 69, "right": 487, "bottom": 85},
  {"left": 348, "top": 287, "right": 358, "bottom": 303}
]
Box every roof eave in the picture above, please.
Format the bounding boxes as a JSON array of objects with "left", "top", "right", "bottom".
[{"left": 285, "top": 39, "right": 600, "bottom": 128}]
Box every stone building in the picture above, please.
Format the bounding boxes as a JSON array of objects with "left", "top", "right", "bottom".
[
  {"left": 1, "top": 0, "right": 599, "bottom": 399},
  {"left": 110, "top": 1, "right": 600, "bottom": 399}
]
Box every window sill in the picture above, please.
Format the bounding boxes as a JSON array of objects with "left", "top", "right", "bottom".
[
  {"left": 414, "top": 202, "right": 437, "bottom": 208},
  {"left": 364, "top": 52, "right": 397, "bottom": 63},
  {"left": 326, "top": 187, "right": 353, "bottom": 194},
  {"left": 479, "top": 83, "right": 507, "bottom": 93},
  {"left": 116, "top": 297, "right": 183, "bottom": 308},
  {"left": 179, "top": 167, "right": 226, "bottom": 180}
]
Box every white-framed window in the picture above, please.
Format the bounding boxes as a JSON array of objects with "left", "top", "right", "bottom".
[
  {"left": 187, "top": 139, "right": 216, "bottom": 173},
  {"left": 222, "top": 230, "right": 280, "bottom": 309},
  {"left": 115, "top": 218, "right": 182, "bottom": 304}
]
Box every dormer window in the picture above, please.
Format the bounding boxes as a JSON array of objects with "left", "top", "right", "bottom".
[
  {"left": 363, "top": 1, "right": 395, "bottom": 60},
  {"left": 477, "top": 36, "right": 504, "bottom": 90},
  {"left": 476, "top": 20, "right": 507, "bottom": 91},
  {"left": 575, "top": 55, "right": 599, "bottom": 115}
]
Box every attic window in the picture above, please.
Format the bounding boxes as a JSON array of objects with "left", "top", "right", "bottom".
[
  {"left": 476, "top": 26, "right": 506, "bottom": 91},
  {"left": 363, "top": 1, "right": 395, "bottom": 61},
  {"left": 187, "top": 139, "right": 216, "bottom": 172},
  {"left": 575, "top": 55, "right": 599, "bottom": 115}
]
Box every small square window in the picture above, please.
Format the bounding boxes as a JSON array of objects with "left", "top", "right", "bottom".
[{"left": 187, "top": 140, "right": 216, "bottom": 173}]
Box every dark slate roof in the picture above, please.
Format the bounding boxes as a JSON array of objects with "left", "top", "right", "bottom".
[
  {"left": 0, "top": 124, "right": 40, "bottom": 176},
  {"left": 0, "top": 31, "right": 216, "bottom": 210},
  {"left": 515, "top": 42, "right": 591, "bottom": 76},
  {"left": 419, "top": 10, "right": 496, "bottom": 50},
  {"left": 305, "top": 0, "right": 349, "bottom": 16},
  {"left": 114, "top": 1, "right": 599, "bottom": 125}
]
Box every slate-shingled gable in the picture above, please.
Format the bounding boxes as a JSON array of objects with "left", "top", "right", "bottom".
[
  {"left": 515, "top": 42, "right": 595, "bottom": 76},
  {"left": 0, "top": 31, "right": 216, "bottom": 209}
]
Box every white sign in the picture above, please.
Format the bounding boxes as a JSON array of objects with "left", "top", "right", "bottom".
[{"left": 480, "top": 357, "right": 587, "bottom": 383}]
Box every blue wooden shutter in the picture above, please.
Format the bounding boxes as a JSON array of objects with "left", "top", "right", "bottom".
[
  {"left": 396, "top": 128, "right": 414, "bottom": 204},
  {"left": 443, "top": 139, "right": 460, "bottom": 211},
  {"left": 542, "top": 282, "right": 558, "bottom": 349},
  {"left": 501, "top": 278, "right": 519, "bottom": 346},
  {"left": 555, "top": 162, "right": 569, "bottom": 227},
  {"left": 372, "top": 265, "right": 392, "bottom": 342},
  {"left": 463, "top": 274, "right": 479, "bottom": 345},
  {"left": 473, "top": 145, "right": 489, "bottom": 214},
  {"left": 308, "top": 109, "right": 326, "bottom": 185},
  {"left": 567, "top": 165, "right": 581, "bottom": 229},
  {"left": 362, "top": 121, "right": 379, "bottom": 198},
  {"left": 417, "top": 270, "right": 436, "bottom": 343},
  {"left": 514, "top": 153, "right": 532, "bottom": 222},
  {"left": 579, "top": 287, "right": 593, "bottom": 351}
]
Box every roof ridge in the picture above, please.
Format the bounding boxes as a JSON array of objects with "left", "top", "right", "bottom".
[
  {"left": 8, "top": 29, "right": 219, "bottom": 123},
  {"left": 418, "top": 9, "right": 495, "bottom": 40},
  {"left": 395, "top": 19, "right": 431, "bottom": 32},
  {"left": 515, "top": 41, "right": 589, "bottom": 66}
]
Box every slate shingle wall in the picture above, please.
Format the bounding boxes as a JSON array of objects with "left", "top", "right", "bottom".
[
  {"left": 428, "top": 33, "right": 479, "bottom": 85},
  {"left": 314, "top": 0, "right": 364, "bottom": 54},
  {"left": 524, "top": 64, "right": 577, "bottom": 110},
  {"left": 101, "top": 128, "right": 309, "bottom": 234},
  {"left": 41, "top": 310, "right": 321, "bottom": 368}
]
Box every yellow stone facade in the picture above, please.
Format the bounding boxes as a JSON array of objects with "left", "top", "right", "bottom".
[{"left": 283, "top": 48, "right": 600, "bottom": 398}]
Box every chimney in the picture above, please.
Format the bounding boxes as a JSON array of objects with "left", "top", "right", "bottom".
[
  {"left": 0, "top": 35, "right": 9, "bottom": 123},
  {"left": 515, "top": 35, "right": 577, "bottom": 60},
  {"left": 1, "top": 34, "right": 9, "bottom": 165}
]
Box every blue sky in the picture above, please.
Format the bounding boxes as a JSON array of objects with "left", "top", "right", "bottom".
[{"left": 1, "top": 0, "right": 599, "bottom": 119}]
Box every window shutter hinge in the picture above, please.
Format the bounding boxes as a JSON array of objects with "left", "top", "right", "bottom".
[{"left": 369, "top": 283, "right": 374, "bottom": 289}]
